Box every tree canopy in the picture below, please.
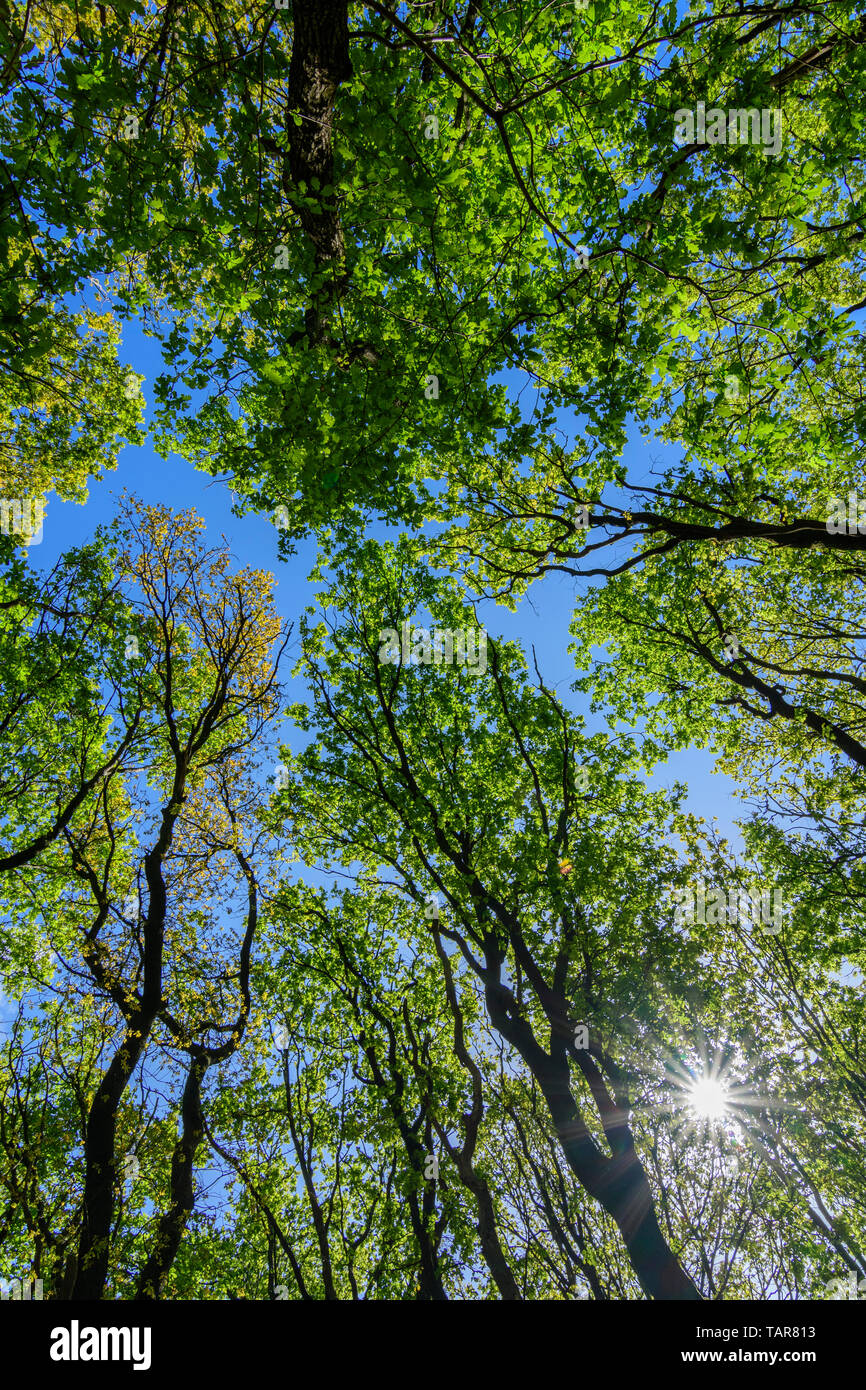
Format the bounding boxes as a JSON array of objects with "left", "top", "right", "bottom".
[{"left": 1, "top": 0, "right": 864, "bottom": 1307}]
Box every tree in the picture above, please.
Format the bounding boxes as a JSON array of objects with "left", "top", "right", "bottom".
[
  {"left": 6, "top": 3, "right": 864, "bottom": 539},
  {"left": 271, "top": 536, "right": 712, "bottom": 1297},
  {"left": 0, "top": 500, "right": 290, "bottom": 1299}
]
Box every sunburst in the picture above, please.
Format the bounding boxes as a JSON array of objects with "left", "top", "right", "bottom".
[
  {"left": 688, "top": 1074, "right": 729, "bottom": 1120},
  {"left": 604, "top": 1030, "right": 795, "bottom": 1145}
]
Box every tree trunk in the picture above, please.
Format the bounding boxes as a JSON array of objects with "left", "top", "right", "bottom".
[
  {"left": 135, "top": 1056, "right": 208, "bottom": 1300},
  {"left": 287, "top": 0, "right": 351, "bottom": 265},
  {"left": 485, "top": 982, "right": 701, "bottom": 1300},
  {"left": 72, "top": 1027, "right": 151, "bottom": 1299}
]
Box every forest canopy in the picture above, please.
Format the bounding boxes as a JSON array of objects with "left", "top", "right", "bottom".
[{"left": 0, "top": 0, "right": 864, "bottom": 1305}]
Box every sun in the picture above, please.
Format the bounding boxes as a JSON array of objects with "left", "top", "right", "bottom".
[
  {"left": 629, "top": 1042, "right": 777, "bottom": 1140},
  {"left": 688, "top": 1076, "right": 729, "bottom": 1120}
]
